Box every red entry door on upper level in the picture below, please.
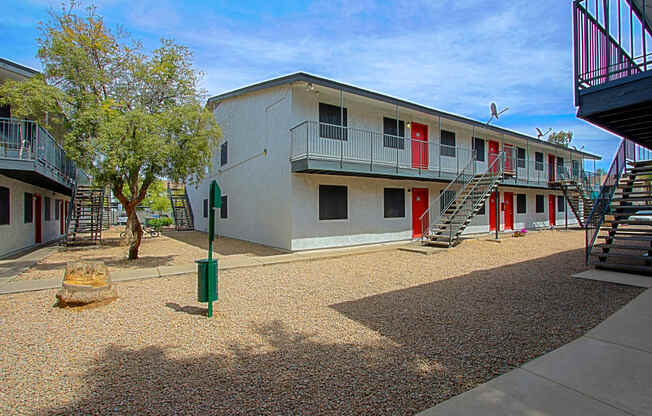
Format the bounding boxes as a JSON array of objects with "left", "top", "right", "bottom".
[
  {"left": 549, "top": 195, "right": 556, "bottom": 226},
  {"left": 548, "top": 154, "right": 556, "bottom": 182},
  {"left": 504, "top": 192, "right": 514, "bottom": 230},
  {"left": 489, "top": 191, "right": 499, "bottom": 231},
  {"left": 411, "top": 123, "right": 428, "bottom": 169},
  {"left": 488, "top": 141, "right": 500, "bottom": 172},
  {"left": 34, "top": 195, "right": 42, "bottom": 244},
  {"left": 412, "top": 188, "right": 429, "bottom": 238}
]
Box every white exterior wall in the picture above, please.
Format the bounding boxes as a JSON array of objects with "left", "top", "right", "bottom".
[
  {"left": 188, "top": 86, "right": 294, "bottom": 250},
  {"left": 191, "top": 80, "right": 590, "bottom": 251},
  {"left": 0, "top": 174, "right": 70, "bottom": 258}
]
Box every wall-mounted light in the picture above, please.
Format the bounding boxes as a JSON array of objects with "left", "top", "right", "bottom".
[{"left": 406, "top": 121, "right": 412, "bottom": 129}]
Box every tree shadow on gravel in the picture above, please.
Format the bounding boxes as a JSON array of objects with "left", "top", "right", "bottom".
[
  {"left": 36, "top": 248, "right": 644, "bottom": 415},
  {"left": 330, "top": 247, "right": 644, "bottom": 390},
  {"left": 37, "top": 321, "right": 451, "bottom": 415}
]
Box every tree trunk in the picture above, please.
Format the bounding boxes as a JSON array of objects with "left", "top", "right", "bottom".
[{"left": 124, "top": 205, "right": 143, "bottom": 260}]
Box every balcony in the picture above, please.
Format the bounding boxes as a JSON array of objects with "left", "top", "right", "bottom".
[
  {"left": 573, "top": 0, "right": 652, "bottom": 147},
  {"left": 290, "top": 121, "right": 595, "bottom": 188},
  {"left": 0, "top": 117, "right": 86, "bottom": 195}
]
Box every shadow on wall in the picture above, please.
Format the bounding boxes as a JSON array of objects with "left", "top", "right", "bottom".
[
  {"left": 161, "top": 230, "right": 283, "bottom": 257},
  {"left": 37, "top": 248, "right": 642, "bottom": 415}
]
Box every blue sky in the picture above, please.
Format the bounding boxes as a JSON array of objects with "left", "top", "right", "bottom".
[{"left": 1, "top": 0, "right": 621, "bottom": 168}]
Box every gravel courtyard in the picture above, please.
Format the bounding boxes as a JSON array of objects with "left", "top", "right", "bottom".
[
  {"left": 15, "top": 227, "right": 283, "bottom": 281},
  {"left": 0, "top": 230, "right": 644, "bottom": 415}
]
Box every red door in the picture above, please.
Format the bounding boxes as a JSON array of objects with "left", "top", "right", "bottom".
[
  {"left": 59, "top": 200, "right": 64, "bottom": 234},
  {"left": 489, "top": 191, "right": 499, "bottom": 231},
  {"left": 411, "top": 123, "right": 428, "bottom": 169},
  {"left": 412, "top": 188, "right": 429, "bottom": 238},
  {"left": 488, "top": 141, "right": 500, "bottom": 172},
  {"left": 504, "top": 192, "right": 514, "bottom": 230},
  {"left": 548, "top": 155, "right": 556, "bottom": 182},
  {"left": 34, "top": 195, "right": 42, "bottom": 244},
  {"left": 548, "top": 195, "right": 556, "bottom": 226}
]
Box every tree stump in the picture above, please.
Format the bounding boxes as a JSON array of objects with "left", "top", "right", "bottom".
[{"left": 56, "top": 262, "right": 118, "bottom": 307}]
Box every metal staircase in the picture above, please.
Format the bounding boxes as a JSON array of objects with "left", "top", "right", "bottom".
[
  {"left": 167, "top": 182, "right": 194, "bottom": 231},
  {"left": 420, "top": 152, "right": 504, "bottom": 248},
  {"left": 590, "top": 160, "right": 652, "bottom": 274},
  {"left": 65, "top": 185, "right": 105, "bottom": 245},
  {"left": 554, "top": 175, "right": 595, "bottom": 228}
]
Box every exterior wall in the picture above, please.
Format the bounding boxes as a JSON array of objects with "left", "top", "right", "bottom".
[
  {"left": 0, "top": 174, "right": 70, "bottom": 258},
  {"left": 188, "top": 86, "right": 294, "bottom": 250},
  {"left": 290, "top": 174, "right": 578, "bottom": 251},
  {"left": 194, "top": 80, "right": 591, "bottom": 251}
]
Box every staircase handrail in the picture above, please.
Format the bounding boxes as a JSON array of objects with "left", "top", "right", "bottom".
[
  {"left": 442, "top": 152, "right": 505, "bottom": 244},
  {"left": 419, "top": 150, "right": 477, "bottom": 240},
  {"left": 584, "top": 139, "right": 631, "bottom": 264}
]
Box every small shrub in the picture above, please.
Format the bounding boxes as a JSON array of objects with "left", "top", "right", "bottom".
[{"left": 147, "top": 217, "right": 173, "bottom": 229}]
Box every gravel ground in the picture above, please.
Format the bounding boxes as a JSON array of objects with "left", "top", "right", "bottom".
[
  {"left": 15, "top": 228, "right": 283, "bottom": 281},
  {"left": 0, "top": 230, "right": 644, "bottom": 415}
]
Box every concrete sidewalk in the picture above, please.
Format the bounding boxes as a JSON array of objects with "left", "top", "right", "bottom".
[
  {"left": 0, "top": 240, "right": 409, "bottom": 295},
  {"left": 418, "top": 269, "right": 652, "bottom": 416}
]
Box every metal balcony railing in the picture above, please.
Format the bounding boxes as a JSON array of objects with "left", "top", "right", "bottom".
[
  {"left": 290, "top": 120, "right": 595, "bottom": 186},
  {"left": 0, "top": 117, "right": 82, "bottom": 187},
  {"left": 573, "top": 0, "right": 651, "bottom": 100}
]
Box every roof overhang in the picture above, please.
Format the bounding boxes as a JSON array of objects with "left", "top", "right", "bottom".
[
  {"left": 207, "top": 72, "right": 601, "bottom": 160},
  {"left": 630, "top": 0, "right": 652, "bottom": 33},
  {"left": 0, "top": 58, "right": 39, "bottom": 82}
]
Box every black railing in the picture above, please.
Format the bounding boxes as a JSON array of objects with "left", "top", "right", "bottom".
[{"left": 584, "top": 138, "right": 637, "bottom": 264}]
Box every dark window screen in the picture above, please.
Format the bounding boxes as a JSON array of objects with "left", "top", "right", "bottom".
[
  {"left": 384, "top": 188, "right": 405, "bottom": 218},
  {"left": 517, "top": 194, "right": 526, "bottom": 214},
  {"left": 536, "top": 195, "right": 545, "bottom": 213},
  {"left": 319, "top": 185, "right": 347, "bottom": 220},
  {"left": 24, "top": 193, "right": 33, "bottom": 223},
  {"left": 383, "top": 117, "right": 405, "bottom": 149},
  {"left": 0, "top": 187, "right": 9, "bottom": 225},
  {"left": 440, "top": 130, "right": 456, "bottom": 157},
  {"left": 319, "top": 103, "right": 348, "bottom": 140}
]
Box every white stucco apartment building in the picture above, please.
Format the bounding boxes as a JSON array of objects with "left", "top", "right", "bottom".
[
  {"left": 0, "top": 58, "right": 86, "bottom": 258},
  {"left": 188, "top": 73, "right": 600, "bottom": 251}
]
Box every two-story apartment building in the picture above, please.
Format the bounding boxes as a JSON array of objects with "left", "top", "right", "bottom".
[
  {"left": 0, "top": 58, "right": 88, "bottom": 257},
  {"left": 188, "top": 73, "right": 600, "bottom": 251}
]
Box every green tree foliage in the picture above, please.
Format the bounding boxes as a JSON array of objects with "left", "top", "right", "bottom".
[
  {"left": 144, "top": 180, "right": 172, "bottom": 214},
  {"left": 1, "top": 2, "right": 220, "bottom": 258},
  {"left": 548, "top": 130, "right": 573, "bottom": 147}
]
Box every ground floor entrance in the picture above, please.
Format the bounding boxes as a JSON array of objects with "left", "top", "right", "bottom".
[
  {"left": 412, "top": 188, "right": 428, "bottom": 238},
  {"left": 549, "top": 195, "right": 556, "bottom": 226}
]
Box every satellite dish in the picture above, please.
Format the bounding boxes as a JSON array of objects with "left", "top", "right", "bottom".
[
  {"left": 536, "top": 128, "right": 552, "bottom": 139},
  {"left": 487, "top": 102, "right": 509, "bottom": 124}
]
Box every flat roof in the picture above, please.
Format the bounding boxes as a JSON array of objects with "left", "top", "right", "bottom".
[
  {"left": 208, "top": 72, "right": 601, "bottom": 160},
  {"left": 0, "top": 57, "right": 40, "bottom": 79}
]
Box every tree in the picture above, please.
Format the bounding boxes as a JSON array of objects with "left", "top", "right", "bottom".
[
  {"left": 1, "top": 2, "right": 220, "bottom": 258},
  {"left": 144, "top": 180, "right": 172, "bottom": 214},
  {"left": 548, "top": 130, "right": 573, "bottom": 147}
]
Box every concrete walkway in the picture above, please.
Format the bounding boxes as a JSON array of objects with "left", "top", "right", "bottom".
[
  {"left": 0, "top": 240, "right": 409, "bottom": 295},
  {"left": 418, "top": 269, "right": 652, "bottom": 416}
]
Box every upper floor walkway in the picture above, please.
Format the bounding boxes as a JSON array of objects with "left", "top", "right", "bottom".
[
  {"left": 0, "top": 117, "right": 88, "bottom": 195},
  {"left": 574, "top": 0, "right": 652, "bottom": 147},
  {"left": 290, "top": 120, "right": 601, "bottom": 190}
]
